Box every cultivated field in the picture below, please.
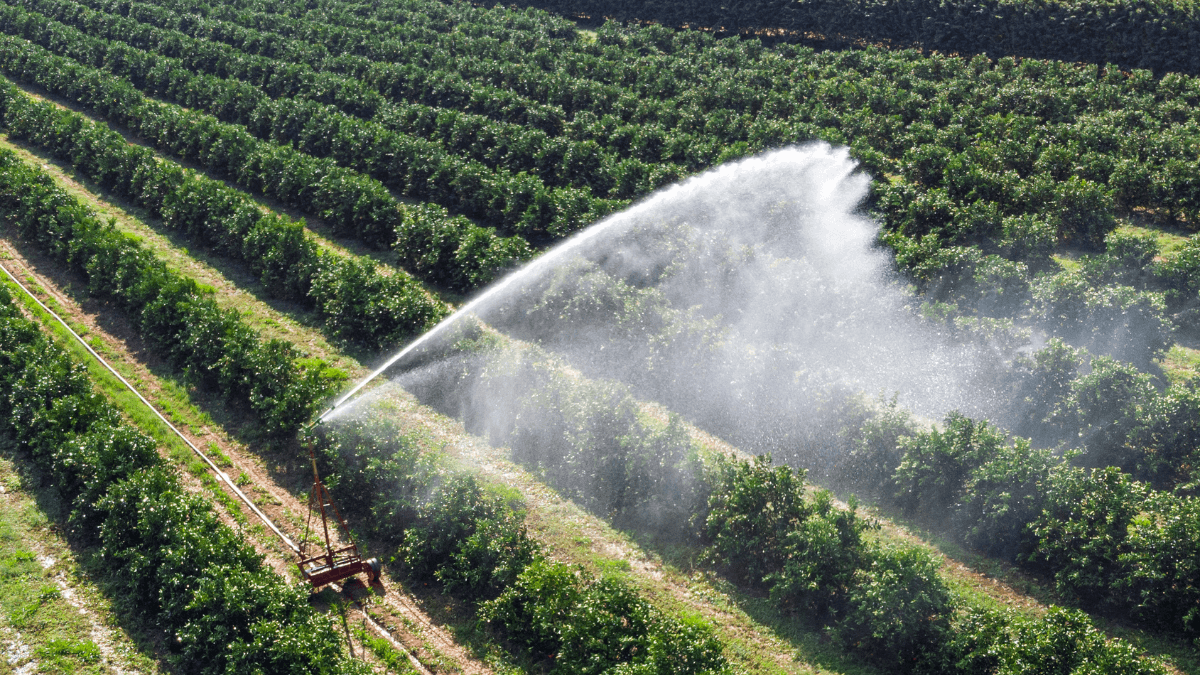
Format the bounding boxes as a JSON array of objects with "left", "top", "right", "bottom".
[{"left": 0, "top": 0, "right": 1197, "bottom": 673}]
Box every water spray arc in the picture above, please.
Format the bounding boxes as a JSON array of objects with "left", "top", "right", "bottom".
[
  {"left": 313, "top": 167, "right": 666, "bottom": 424},
  {"left": 318, "top": 143, "right": 1019, "bottom": 495}
]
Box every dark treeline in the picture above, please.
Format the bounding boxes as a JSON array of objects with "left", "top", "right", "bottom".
[{"left": 510, "top": 0, "right": 1200, "bottom": 77}]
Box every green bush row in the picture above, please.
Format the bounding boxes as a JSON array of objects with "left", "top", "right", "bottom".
[
  {"left": 59, "top": 0, "right": 1200, "bottom": 293},
  {"left": 0, "top": 146, "right": 338, "bottom": 437},
  {"left": 404, "top": 337, "right": 1166, "bottom": 671},
  {"left": 911, "top": 228, "right": 1177, "bottom": 368},
  {"left": 24, "top": 0, "right": 1200, "bottom": 309},
  {"left": 6, "top": 0, "right": 634, "bottom": 236},
  {"left": 447, "top": 221, "right": 1194, "bottom": 641},
  {"left": 839, "top": 406, "right": 1200, "bottom": 640},
  {"left": 511, "top": 0, "right": 1200, "bottom": 77},
  {"left": 0, "top": 79, "right": 447, "bottom": 349},
  {"left": 82, "top": 0, "right": 785, "bottom": 177},
  {"left": 78, "top": 0, "right": 576, "bottom": 130},
  {"left": 31, "top": 0, "right": 690, "bottom": 202},
  {"left": 440, "top": 343, "right": 951, "bottom": 669},
  {"left": 0, "top": 27, "right": 531, "bottom": 294},
  {"left": 308, "top": 419, "right": 731, "bottom": 675},
  {"left": 0, "top": 285, "right": 364, "bottom": 675}
]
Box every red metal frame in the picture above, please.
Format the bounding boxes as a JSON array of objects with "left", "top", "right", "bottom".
[{"left": 297, "top": 445, "right": 379, "bottom": 588}]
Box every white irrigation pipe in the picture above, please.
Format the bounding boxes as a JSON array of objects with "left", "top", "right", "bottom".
[{"left": 0, "top": 260, "right": 300, "bottom": 554}]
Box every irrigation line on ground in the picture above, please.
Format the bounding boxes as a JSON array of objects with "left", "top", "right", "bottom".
[{"left": 0, "top": 257, "right": 301, "bottom": 554}]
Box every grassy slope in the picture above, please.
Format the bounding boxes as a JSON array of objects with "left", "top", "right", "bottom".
[{"left": 0, "top": 455, "right": 167, "bottom": 675}]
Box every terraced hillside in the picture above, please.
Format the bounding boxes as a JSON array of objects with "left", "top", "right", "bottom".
[{"left": 0, "top": 0, "right": 1197, "bottom": 673}]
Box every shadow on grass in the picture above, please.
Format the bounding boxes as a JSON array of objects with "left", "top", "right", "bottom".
[{"left": 0, "top": 438, "right": 180, "bottom": 674}]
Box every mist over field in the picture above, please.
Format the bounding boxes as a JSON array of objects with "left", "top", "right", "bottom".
[{"left": 347, "top": 145, "right": 1021, "bottom": 468}]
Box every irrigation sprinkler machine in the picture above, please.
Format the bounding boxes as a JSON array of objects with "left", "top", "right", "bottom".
[
  {"left": 291, "top": 348, "right": 412, "bottom": 588},
  {"left": 296, "top": 416, "right": 381, "bottom": 590},
  {"left": 295, "top": 424, "right": 380, "bottom": 590}
]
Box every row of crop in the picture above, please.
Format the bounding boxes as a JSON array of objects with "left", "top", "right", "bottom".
[
  {"left": 73, "top": 0, "right": 575, "bottom": 133},
  {"left": 119, "top": 0, "right": 1200, "bottom": 162},
  {"left": 915, "top": 232, "right": 1199, "bottom": 476},
  {"left": 307, "top": 418, "right": 731, "bottom": 675},
  {"left": 830, "top": 406, "right": 1200, "bottom": 641},
  {"left": 0, "top": 33, "right": 532, "bottom": 295},
  {"left": 23, "top": 0, "right": 1200, "bottom": 329},
  {"left": 4, "top": 0, "right": 642, "bottom": 219},
  {"left": 916, "top": 227, "right": 1189, "bottom": 365},
  {"left": 0, "top": 79, "right": 450, "bottom": 350},
  {"left": 382, "top": 334, "right": 1167, "bottom": 673},
  {"left": 31, "top": 0, "right": 1200, "bottom": 267},
  {"left": 109, "top": 0, "right": 781, "bottom": 161},
  {"left": 67, "top": 0, "right": 1200, "bottom": 276},
  {"left": 65, "top": 0, "right": 781, "bottom": 172},
  {"left": 85, "top": 0, "right": 590, "bottom": 119},
  {"left": 0, "top": 136, "right": 715, "bottom": 675},
  {"left": 116, "top": 0, "right": 1200, "bottom": 168},
  {"left": 0, "top": 146, "right": 336, "bottom": 437},
  {"left": 37, "top": 0, "right": 700, "bottom": 195},
  {"left": 30, "top": 0, "right": 696, "bottom": 205},
  {"left": 216, "top": 0, "right": 1200, "bottom": 233},
  {"left": 494, "top": 229, "right": 1185, "bottom": 477},
  {"left": 160, "top": 0, "right": 582, "bottom": 50},
  {"left": 0, "top": 266, "right": 364, "bottom": 675},
  {"left": 142, "top": 0, "right": 581, "bottom": 65},
  {"left": 428, "top": 237, "right": 1196, "bottom": 639},
  {"left": 0, "top": 0, "right": 545, "bottom": 248}
]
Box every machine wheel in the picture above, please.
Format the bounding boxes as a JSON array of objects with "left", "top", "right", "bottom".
[{"left": 364, "top": 558, "right": 382, "bottom": 583}]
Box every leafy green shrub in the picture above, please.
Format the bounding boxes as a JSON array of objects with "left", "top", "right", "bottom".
[
  {"left": 1027, "top": 466, "right": 1147, "bottom": 608},
  {"left": 957, "top": 439, "right": 1055, "bottom": 560},
  {"left": 1126, "top": 379, "right": 1200, "bottom": 487},
  {"left": 481, "top": 559, "right": 584, "bottom": 659},
  {"left": 832, "top": 395, "right": 919, "bottom": 499},
  {"left": 310, "top": 420, "right": 435, "bottom": 541},
  {"left": 946, "top": 607, "right": 1166, "bottom": 675},
  {"left": 400, "top": 474, "right": 539, "bottom": 603},
  {"left": 483, "top": 561, "right": 727, "bottom": 675},
  {"left": 1010, "top": 338, "right": 1086, "bottom": 442},
  {"left": 699, "top": 454, "right": 811, "bottom": 587},
  {"left": 1059, "top": 356, "right": 1156, "bottom": 470},
  {"left": 997, "top": 607, "right": 1164, "bottom": 675},
  {"left": 1154, "top": 234, "right": 1200, "bottom": 311},
  {"left": 998, "top": 214, "right": 1057, "bottom": 268},
  {"left": 1116, "top": 492, "right": 1200, "bottom": 637},
  {"left": 556, "top": 576, "right": 658, "bottom": 675},
  {"left": 835, "top": 542, "right": 954, "bottom": 671},
  {"left": 891, "top": 413, "right": 1006, "bottom": 519},
  {"left": 466, "top": 346, "right": 705, "bottom": 533},
  {"left": 764, "top": 490, "right": 871, "bottom": 619},
  {"left": 1103, "top": 230, "right": 1159, "bottom": 283}
]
